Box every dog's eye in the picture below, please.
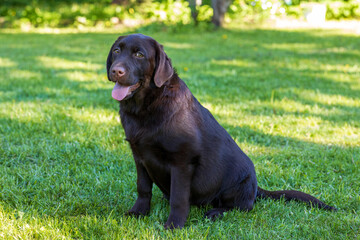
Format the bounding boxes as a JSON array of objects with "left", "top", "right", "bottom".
[
  {"left": 134, "top": 52, "right": 144, "bottom": 58},
  {"left": 113, "top": 48, "right": 120, "bottom": 54}
]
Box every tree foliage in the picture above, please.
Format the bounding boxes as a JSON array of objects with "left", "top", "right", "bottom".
[{"left": 1, "top": 0, "right": 359, "bottom": 29}]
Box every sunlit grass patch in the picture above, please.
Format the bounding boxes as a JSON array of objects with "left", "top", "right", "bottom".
[
  {"left": 0, "top": 57, "right": 17, "bottom": 68},
  {"left": 163, "top": 42, "right": 194, "bottom": 49},
  {"left": 0, "top": 207, "right": 69, "bottom": 239},
  {"left": 37, "top": 56, "right": 103, "bottom": 71},
  {"left": 299, "top": 89, "right": 360, "bottom": 107},
  {"left": 8, "top": 70, "right": 42, "bottom": 83},
  {"left": 212, "top": 58, "right": 257, "bottom": 68}
]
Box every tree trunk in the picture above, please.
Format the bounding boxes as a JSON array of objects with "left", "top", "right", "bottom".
[
  {"left": 211, "top": 0, "right": 232, "bottom": 27},
  {"left": 188, "top": 0, "right": 202, "bottom": 24}
]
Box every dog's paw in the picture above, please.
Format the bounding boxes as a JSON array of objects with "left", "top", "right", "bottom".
[
  {"left": 125, "top": 202, "right": 150, "bottom": 217},
  {"left": 204, "top": 208, "right": 228, "bottom": 221},
  {"left": 125, "top": 209, "right": 149, "bottom": 217},
  {"left": 164, "top": 217, "right": 185, "bottom": 230}
]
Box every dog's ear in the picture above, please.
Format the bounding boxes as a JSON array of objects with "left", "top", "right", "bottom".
[
  {"left": 154, "top": 42, "right": 174, "bottom": 88},
  {"left": 107, "top": 36, "right": 124, "bottom": 81}
]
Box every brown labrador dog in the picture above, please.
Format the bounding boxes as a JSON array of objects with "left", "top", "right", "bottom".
[{"left": 106, "top": 34, "right": 336, "bottom": 229}]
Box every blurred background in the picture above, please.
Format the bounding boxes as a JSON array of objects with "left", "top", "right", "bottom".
[{"left": 1, "top": 0, "right": 359, "bottom": 30}]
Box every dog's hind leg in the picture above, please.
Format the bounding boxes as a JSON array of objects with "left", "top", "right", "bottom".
[{"left": 204, "top": 175, "right": 257, "bottom": 220}]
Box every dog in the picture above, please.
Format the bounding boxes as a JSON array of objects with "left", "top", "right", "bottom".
[{"left": 106, "top": 34, "right": 336, "bottom": 229}]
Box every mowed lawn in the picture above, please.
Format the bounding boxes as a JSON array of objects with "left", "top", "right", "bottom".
[{"left": 0, "top": 26, "right": 359, "bottom": 239}]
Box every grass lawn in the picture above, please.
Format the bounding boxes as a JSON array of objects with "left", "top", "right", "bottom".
[{"left": 0, "top": 25, "right": 359, "bottom": 239}]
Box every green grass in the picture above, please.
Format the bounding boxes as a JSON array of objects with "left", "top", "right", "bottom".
[{"left": 0, "top": 25, "right": 359, "bottom": 239}]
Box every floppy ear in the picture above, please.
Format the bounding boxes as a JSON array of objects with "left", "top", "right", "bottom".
[{"left": 154, "top": 43, "right": 174, "bottom": 88}]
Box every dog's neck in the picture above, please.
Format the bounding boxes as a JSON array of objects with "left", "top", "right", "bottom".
[{"left": 119, "top": 73, "right": 186, "bottom": 117}]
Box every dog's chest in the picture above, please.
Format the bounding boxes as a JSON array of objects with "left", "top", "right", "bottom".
[
  {"left": 127, "top": 130, "right": 173, "bottom": 194},
  {"left": 121, "top": 110, "right": 197, "bottom": 168},
  {"left": 128, "top": 130, "right": 176, "bottom": 162}
]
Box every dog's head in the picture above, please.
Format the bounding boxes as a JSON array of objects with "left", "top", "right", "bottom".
[{"left": 107, "top": 34, "right": 174, "bottom": 101}]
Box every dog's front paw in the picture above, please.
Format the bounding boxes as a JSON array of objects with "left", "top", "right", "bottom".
[
  {"left": 125, "top": 208, "right": 149, "bottom": 217},
  {"left": 125, "top": 200, "right": 150, "bottom": 217},
  {"left": 164, "top": 216, "right": 185, "bottom": 230}
]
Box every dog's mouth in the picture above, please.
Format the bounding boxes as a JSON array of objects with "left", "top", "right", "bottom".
[{"left": 112, "top": 82, "right": 141, "bottom": 101}]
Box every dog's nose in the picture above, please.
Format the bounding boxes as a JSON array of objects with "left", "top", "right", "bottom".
[{"left": 112, "top": 66, "right": 126, "bottom": 78}]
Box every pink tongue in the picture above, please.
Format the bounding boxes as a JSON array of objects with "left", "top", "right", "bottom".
[{"left": 112, "top": 82, "right": 130, "bottom": 101}]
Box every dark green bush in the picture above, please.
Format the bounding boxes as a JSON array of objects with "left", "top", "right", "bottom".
[
  {"left": 1, "top": 0, "right": 113, "bottom": 7},
  {"left": 0, "top": 3, "right": 125, "bottom": 28},
  {"left": 0, "top": 0, "right": 359, "bottom": 29},
  {"left": 326, "top": 1, "right": 360, "bottom": 19}
]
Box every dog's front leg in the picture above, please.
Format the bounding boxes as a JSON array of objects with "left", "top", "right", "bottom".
[
  {"left": 164, "top": 165, "right": 193, "bottom": 229},
  {"left": 126, "top": 159, "right": 153, "bottom": 217}
]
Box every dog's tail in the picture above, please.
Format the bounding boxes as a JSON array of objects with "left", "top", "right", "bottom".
[{"left": 257, "top": 187, "right": 337, "bottom": 211}]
